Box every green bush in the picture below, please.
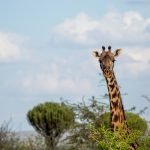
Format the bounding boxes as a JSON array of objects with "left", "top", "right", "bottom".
[
  {"left": 89, "top": 112, "right": 150, "bottom": 149},
  {"left": 100, "top": 112, "right": 147, "bottom": 135},
  {"left": 89, "top": 125, "right": 141, "bottom": 150}
]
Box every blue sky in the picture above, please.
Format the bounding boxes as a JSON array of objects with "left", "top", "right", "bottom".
[{"left": 0, "top": 0, "right": 150, "bottom": 131}]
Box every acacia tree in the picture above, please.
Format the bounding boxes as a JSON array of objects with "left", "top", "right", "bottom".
[
  {"left": 65, "top": 96, "right": 109, "bottom": 150},
  {"left": 27, "top": 102, "right": 74, "bottom": 150}
]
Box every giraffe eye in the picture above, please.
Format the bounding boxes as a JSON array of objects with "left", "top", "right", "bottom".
[{"left": 99, "top": 59, "right": 102, "bottom": 63}]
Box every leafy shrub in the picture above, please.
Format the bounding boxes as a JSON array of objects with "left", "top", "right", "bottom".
[
  {"left": 100, "top": 112, "right": 148, "bottom": 135},
  {"left": 89, "top": 125, "right": 141, "bottom": 150}
]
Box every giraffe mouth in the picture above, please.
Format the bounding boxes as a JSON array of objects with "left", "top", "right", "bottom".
[{"left": 103, "top": 68, "right": 112, "bottom": 78}]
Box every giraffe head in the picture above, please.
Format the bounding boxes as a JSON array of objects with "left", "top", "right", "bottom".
[{"left": 93, "top": 46, "right": 121, "bottom": 78}]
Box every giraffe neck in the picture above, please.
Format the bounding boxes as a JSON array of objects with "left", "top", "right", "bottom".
[
  {"left": 105, "top": 71, "right": 127, "bottom": 131},
  {"left": 104, "top": 71, "right": 137, "bottom": 150}
]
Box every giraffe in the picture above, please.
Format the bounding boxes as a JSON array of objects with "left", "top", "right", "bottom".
[{"left": 93, "top": 46, "right": 137, "bottom": 150}]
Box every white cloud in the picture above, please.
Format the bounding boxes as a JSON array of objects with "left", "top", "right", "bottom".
[
  {"left": 21, "top": 72, "right": 92, "bottom": 95},
  {"left": 116, "top": 47, "right": 150, "bottom": 76},
  {"left": 50, "top": 11, "right": 150, "bottom": 76},
  {"left": 18, "top": 58, "right": 94, "bottom": 96},
  {"left": 50, "top": 13, "right": 99, "bottom": 46},
  {"left": 0, "top": 32, "right": 27, "bottom": 62},
  {"left": 50, "top": 11, "right": 150, "bottom": 47},
  {"left": 125, "top": 48, "right": 150, "bottom": 63}
]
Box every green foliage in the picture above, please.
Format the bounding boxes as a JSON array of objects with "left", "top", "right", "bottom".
[
  {"left": 18, "top": 134, "right": 46, "bottom": 150},
  {"left": 89, "top": 125, "right": 141, "bottom": 150},
  {"left": 0, "top": 119, "right": 73, "bottom": 150},
  {"left": 137, "top": 136, "right": 150, "bottom": 150},
  {"left": 0, "top": 120, "right": 21, "bottom": 150},
  {"left": 65, "top": 96, "right": 109, "bottom": 150},
  {"left": 0, "top": 120, "right": 46, "bottom": 150},
  {"left": 100, "top": 112, "right": 148, "bottom": 135},
  {"left": 1, "top": 97, "right": 150, "bottom": 150},
  {"left": 64, "top": 97, "right": 149, "bottom": 150},
  {"left": 27, "top": 102, "right": 75, "bottom": 150},
  {"left": 1, "top": 94, "right": 150, "bottom": 150},
  {"left": 89, "top": 125, "right": 150, "bottom": 150},
  {"left": 126, "top": 113, "right": 148, "bottom": 135},
  {"left": 89, "top": 109, "right": 150, "bottom": 149}
]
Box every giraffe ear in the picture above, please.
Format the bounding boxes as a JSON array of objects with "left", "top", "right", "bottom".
[
  {"left": 92, "top": 51, "right": 100, "bottom": 59},
  {"left": 114, "top": 49, "right": 121, "bottom": 57}
]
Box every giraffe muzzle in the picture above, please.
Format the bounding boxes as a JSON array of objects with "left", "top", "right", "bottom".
[{"left": 103, "top": 68, "right": 112, "bottom": 78}]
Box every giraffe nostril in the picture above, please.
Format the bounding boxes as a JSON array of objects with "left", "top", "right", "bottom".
[
  {"left": 103, "top": 69, "right": 112, "bottom": 77},
  {"left": 104, "top": 69, "right": 109, "bottom": 74}
]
